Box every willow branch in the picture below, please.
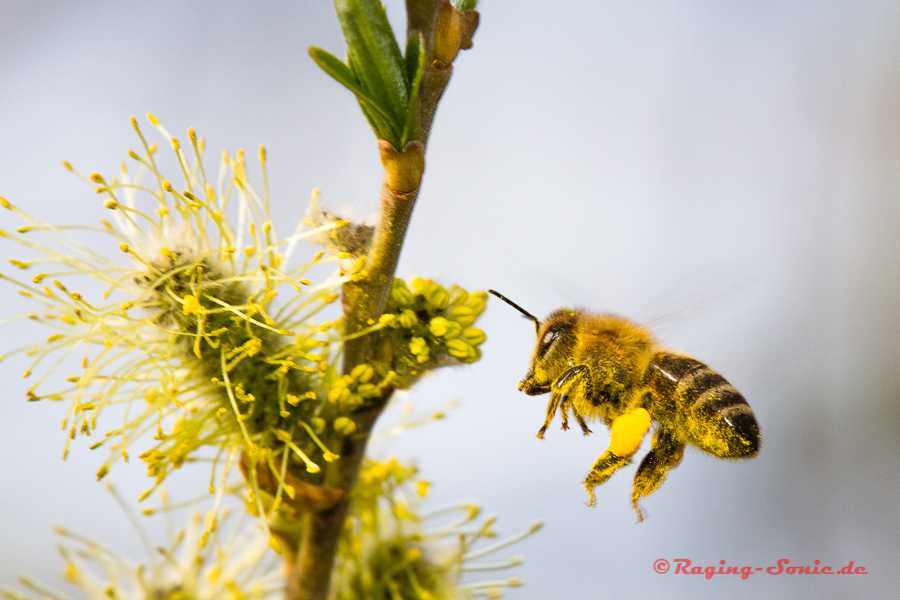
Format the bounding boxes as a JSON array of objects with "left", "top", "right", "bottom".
[{"left": 286, "top": 2, "right": 477, "bottom": 599}]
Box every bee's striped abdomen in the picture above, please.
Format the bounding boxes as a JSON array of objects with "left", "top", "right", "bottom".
[{"left": 645, "top": 352, "right": 760, "bottom": 458}]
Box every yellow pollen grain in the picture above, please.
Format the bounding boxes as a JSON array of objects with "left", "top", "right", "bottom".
[{"left": 182, "top": 294, "right": 201, "bottom": 315}]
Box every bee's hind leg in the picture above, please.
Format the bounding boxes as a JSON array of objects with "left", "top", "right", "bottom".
[
  {"left": 584, "top": 408, "right": 652, "bottom": 507},
  {"left": 631, "top": 427, "right": 685, "bottom": 522},
  {"left": 584, "top": 451, "right": 632, "bottom": 507}
]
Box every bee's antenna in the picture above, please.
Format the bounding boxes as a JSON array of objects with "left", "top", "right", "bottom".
[{"left": 489, "top": 289, "right": 541, "bottom": 335}]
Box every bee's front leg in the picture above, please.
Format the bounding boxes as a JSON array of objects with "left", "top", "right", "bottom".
[
  {"left": 558, "top": 392, "right": 592, "bottom": 435},
  {"left": 543, "top": 365, "right": 593, "bottom": 437},
  {"left": 584, "top": 408, "right": 652, "bottom": 507},
  {"left": 537, "top": 390, "right": 562, "bottom": 439},
  {"left": 538, "top": 365, "right": 587, "bottom": 438}
]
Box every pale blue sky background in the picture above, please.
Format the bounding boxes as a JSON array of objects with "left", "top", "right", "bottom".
[{"left": 2, "top": 1, "right": 900, "bottom": 598}]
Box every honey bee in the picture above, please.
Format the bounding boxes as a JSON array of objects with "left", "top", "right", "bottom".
[{"left": 489, "top": 290, "right": 760, "bottom": 521}]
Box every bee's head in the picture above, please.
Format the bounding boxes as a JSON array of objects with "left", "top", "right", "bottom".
[
  {"left": 520, "top": 308, "right": 579, "bottom": 394},
  {"left": 489, "top": 290, "right": 578, "bottom": 396}
]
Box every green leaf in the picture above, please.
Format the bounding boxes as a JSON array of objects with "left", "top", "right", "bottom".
[
  {"left": 308, "top": 47, "right": 395, "bottom": 128},
  {"left": 347, "top": 53, "right": 402, "bottom": 145},
  {"left": 404, "top": 31, "right": 422, "bottom": 88},
  {"left": 334, "top": 0, "right": 409, "bottom": 144},
  {"left": 451, "top": 0, "right": 478, "bottom": 10},
  {"left": 401, "top": 33, "right": 425, "bottom": 146}
]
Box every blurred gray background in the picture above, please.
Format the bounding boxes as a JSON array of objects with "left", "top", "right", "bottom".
[{"left": 2, "top": 1, "right": 899, "bottom": 598}]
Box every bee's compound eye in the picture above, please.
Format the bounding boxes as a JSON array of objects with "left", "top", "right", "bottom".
[{"left": 542, "top": 330, "right": 558, "bottom": 346}]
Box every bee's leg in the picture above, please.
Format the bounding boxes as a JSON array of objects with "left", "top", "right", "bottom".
[
  {"left": 574, "top": 409, "right": 592, "bottom": 436},
  {"left": 537, "top": 390, "right": 562, "bottom": 439},
  {"left": 584, "top": 451, "right": 631, "bottom": 507},
  {"left": 559, "top": 393, "right": 571, "bottom": 431},
  {"left": 557, "top": 391, "right": 592, "bottom": 435},
  {"left": 584, "top": 408, "right": 652, "bottom": 507},
  {"left": 552, "top": 365, "right": 592, "bottom": 435},
  {"left": 631, "top": 427, "right": 685, "bottom": 522},
  {"left": 538, "top": 365, "right": 588, "bottom": 438}
]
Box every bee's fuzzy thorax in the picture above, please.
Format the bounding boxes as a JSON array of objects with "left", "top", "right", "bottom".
[{"left": 577, "top": 312, "right": 657, "bottom": 357}]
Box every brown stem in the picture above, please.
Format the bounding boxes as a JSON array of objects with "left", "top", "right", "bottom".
[
  {"left": 341, "top": 140, "right": 425, "bottom": 370},
  {"left": 285, "top": 404, "right": 383, "bottom": 600},
  {"left": 287, "top": 144, "right": 425, "bottom": 600},
  {"left": 286, "top": 2, "right": 475, "bottom": 598}
]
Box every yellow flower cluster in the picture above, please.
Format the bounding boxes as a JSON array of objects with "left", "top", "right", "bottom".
[
  {"left": 330, "top": 457, "right": 541, "bottom": 600},
  {"left": 1, "top": 119, "right": 507, "bottom": 581},
  {"left": 0, "top": 118, "right": 352, "bottom": 524},
  {"left": 4, "top": 458, "right": 539, "bottom": 600},
  {"left": 377, "top": 278, "right": 487, "bottom": 387},
  {"left": 2, "top": 491, "right": 283, "bottom": 600}
]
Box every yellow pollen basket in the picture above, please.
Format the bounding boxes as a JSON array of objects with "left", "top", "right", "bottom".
[{"left": 608, "top": 408, "right": 652, "bottom": 457}]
